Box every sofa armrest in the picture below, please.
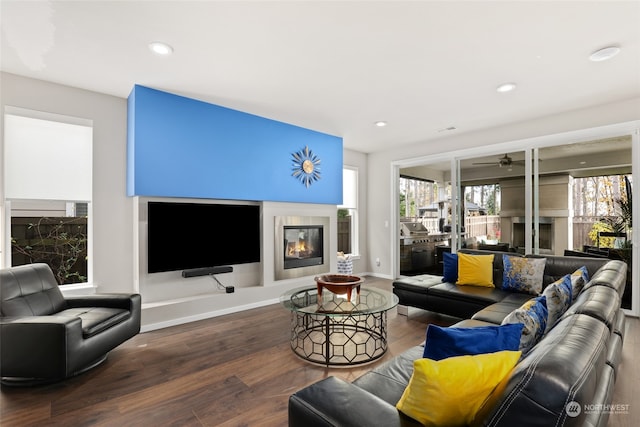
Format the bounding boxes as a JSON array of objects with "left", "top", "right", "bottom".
[
  {"left": 65, "top": 293, "right": 141, "bottom": 311},
  {"left": 1, "top": 316, "right": 83, "bottom": 379},
  {"left": 288, "top": 376, "right": 421, "bottom": 427}
]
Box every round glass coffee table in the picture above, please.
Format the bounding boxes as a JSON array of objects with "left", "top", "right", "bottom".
[{"left": 280, "top": 286, "right": 399, "bottom": 366}]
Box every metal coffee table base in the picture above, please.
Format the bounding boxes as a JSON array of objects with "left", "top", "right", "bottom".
[{"left": 289, "top": 311, "right": 389, "bottom": 366}]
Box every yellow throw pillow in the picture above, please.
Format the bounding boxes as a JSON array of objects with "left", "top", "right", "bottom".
[
  {"left": 396, "top": 350, "right": 521, "bottom": 426},
  {"left": 456, "top": 253, "right": 495, "bottom": 287}
]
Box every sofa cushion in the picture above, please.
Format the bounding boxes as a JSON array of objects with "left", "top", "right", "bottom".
[
  {"left": 613, "top": 308, "right": 626, "bottom": 341},
  {"left": 451, "top": 318, "right": 497, "bottom": 328},
  {"left": 427, "top": 282, "right": 509, "bottom": 306},
  {"left": 561, "top": 285, "right": 621, "bottom": 330},
  {"left": 500, "top": 292, "right": 536, "bottom": 306},
  {"left": 422, "top": 323, "right": 523, "bottom": 360},
  {"left": 583, "top": 261, "right": 628, "bottom": 295},
  {"left": 392, "top": 274, "right": 443, "bottom": 294},
  {"left": 456, "top": 253, "right": 494, "bottom": 287},
  {"left": 502, "top": 295, "right": 548, "bottom": 354},
  {"left": 353, "top": 346, "right": 423, "bottom": 406},
  {"left": 289, "top": 376, "right": 419, "bottom": 427},
  {"left": 396, "top": 351, "right": 521, "bottom": 426},
  {"left": 470, "top": 290, "right": 535, "bottom": 326},
  {"left": 606, "top": 332, "right": 623, "bottom": 375},
  {"left": 56, "top": 307, "right": 131, "bottom": 338},
  {"left": 0, "top": 263, "right": 67, "bottom": 316},
  {"left": 442, "top": 252, "right": 458, "bottom": 283},
  {"left": 502, "top": 255, "right": 546, "bottom": 295},
  {"left": 396, "top": 280, "right": 508, "bottom": 320},
  {"left": 542, "top": 274, "right": 572, "bottom": 332},
  {"left": 471, "top": 300, "right": 524, "bottom": 324}
]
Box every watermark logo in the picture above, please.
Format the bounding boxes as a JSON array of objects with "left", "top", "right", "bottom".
[
  {"left": 565, "top": 400, "right": 630, "bottom": 417},
  {"left": 566, "top": 401, "right": 581, "bottom": 417},
  {"left": 584, "top": 403, "right": 630, "bottom": 415}
]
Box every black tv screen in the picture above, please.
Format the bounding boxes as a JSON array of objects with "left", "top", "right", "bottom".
[{"left": 147, "top": 201, "right": 261, "bottom": 273}]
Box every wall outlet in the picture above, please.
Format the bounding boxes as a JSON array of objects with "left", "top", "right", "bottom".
[{"left": 376, "top": 257, "right": 380, "bottom": 266}]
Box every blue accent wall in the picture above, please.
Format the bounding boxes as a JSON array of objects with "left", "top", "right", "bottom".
[{"left": 127, "top": 85, "right": 343, "bottom": 204}]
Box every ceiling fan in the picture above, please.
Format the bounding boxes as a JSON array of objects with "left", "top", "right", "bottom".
[{"left": 472, "top": 153, "right": 525, "bottom": 168}]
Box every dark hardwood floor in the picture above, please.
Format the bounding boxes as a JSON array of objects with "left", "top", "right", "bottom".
[{"left": 1, "top": 277, "right": 637, "bottom": 426}]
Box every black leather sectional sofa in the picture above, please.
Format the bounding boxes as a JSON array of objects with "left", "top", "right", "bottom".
[
  {"left": 288, "top": 250, "right": 627, "bottom": 427},
  {"left": 393, "top": 249, "right": 614, "bottom": 320}
]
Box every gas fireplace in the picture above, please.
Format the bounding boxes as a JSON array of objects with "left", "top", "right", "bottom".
[
  {"left": 275, "top": 216, "right": 330, "bottom": 280},
  {"left": 284, "top": 225, "right": 323, "bottom": 269}
]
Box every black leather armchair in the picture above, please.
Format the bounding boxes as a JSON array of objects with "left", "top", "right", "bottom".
[{"left": 0, "top": 263, "right": 141, "bottom": 385}]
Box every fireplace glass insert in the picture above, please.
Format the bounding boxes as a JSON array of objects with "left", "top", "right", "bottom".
[{"left": 284, "top": 225, "right": 324, "bottom": 269}]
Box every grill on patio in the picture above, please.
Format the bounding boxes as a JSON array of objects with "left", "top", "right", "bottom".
[{"left": 399, "top": 222, "right": 449, "bottom": 274}]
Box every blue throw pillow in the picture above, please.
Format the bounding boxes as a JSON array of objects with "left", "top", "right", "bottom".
[
  {"left": 442, "top": 252, "right": 458, "bottom": 283},
  {"left": 422, "top": 323, "right": 524, "bottom": 361}
]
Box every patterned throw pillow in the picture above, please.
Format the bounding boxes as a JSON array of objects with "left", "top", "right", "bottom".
[
  {"left": 542, "top": 275, "right": 573, "bottom": 332},
  {"left": 570, "top": 266, "right": 589, "bottom": 298},
  {"left": 502, "top": 295, "right": 548, "bottom": 354},
  {"left": 502, "top": 255, "right": 546, "bottom": 295}
]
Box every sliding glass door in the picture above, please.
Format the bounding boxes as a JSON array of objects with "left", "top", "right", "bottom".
[{"left": 399, "top": 134, "right": 635, "bottom": 312}]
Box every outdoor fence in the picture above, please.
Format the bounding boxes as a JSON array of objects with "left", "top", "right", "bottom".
[
  {"left": 403, "top": 215, "right": 501, "bottom": 241},
  {"left": 337, "top": 216, "right": 351, "bottom": 254}
]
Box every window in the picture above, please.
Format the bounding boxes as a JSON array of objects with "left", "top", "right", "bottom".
[
  {"left": 10, "top": 200, "right": 89, "bottom": 284},
  {"left": 399, "top": 176, "right": 442, "bottom": 220},
  {"left": 338, "top": 167, "right": 358, "bottom": 255},
  {"left": 3, "top": 108, "right": 92, "bottom": 285},
  {"left": 571, "top": 174, "right": 632, "bottom": 251},
  {"left": 462, "top": 184, "right": 501, "bottom": 243}
]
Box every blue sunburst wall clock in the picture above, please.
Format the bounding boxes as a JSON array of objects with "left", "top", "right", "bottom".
[{"left": 291, "top": 145, "right": 321, "bottom": 188}]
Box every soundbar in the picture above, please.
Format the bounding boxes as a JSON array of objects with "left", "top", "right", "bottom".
[
  {"left": 181, "top": 266, "right": 233, "bottom": 278},
  {"left": 182, "top": 266, "right": 235, "bottom": 293}
]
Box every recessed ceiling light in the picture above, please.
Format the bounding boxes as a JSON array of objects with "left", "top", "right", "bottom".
[
  {"left": 496, "top": 82, "right": 517, "bottom": 93},
  {"left": 589, "top": 46, "right": 620, "bottom": 62},
  {"left": 579, "top": 161, "right": 587, "bottom": 165},
  {"left": 149, "top": 41, "right": 173, "bottom": 56},
  {"left": 374, "top": 121, "right": 387, "bottom": 127}
]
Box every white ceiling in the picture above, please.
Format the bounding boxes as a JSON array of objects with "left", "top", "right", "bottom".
[{"left": 2, "top": 1, "right": 640, "bottom": 154}]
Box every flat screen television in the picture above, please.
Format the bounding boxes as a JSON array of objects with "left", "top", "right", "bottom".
[{"left": 147, "top": 201, "right": 261, "bottom": 273}]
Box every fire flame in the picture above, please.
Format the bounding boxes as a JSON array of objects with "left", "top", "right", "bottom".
[{"left": 287, "top": 241, "right": 313, "bottom": 257}]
